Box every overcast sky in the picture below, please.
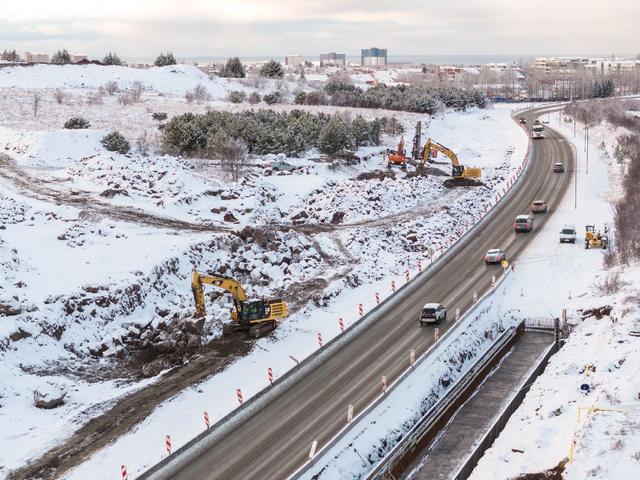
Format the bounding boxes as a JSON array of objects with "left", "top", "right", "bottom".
[{"left": 2, "top": 0, "right": 639, "bottom": 59}]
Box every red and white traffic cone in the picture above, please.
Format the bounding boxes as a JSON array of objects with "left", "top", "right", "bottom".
[
  {"left": 121, "top": 465, "right": 128, "bottom": 480},
  {"left": 317, "top": 332, "right": 323, "bottom": 348},
  {"left": 267, "top": 367, "right": 273, "bottom": 385},
  {"left": 204, "top": 410, "right": 210, "bottom": 429},
  {"left": 165, "top": 434, "right": 172, "bottom": 455},
  {"left": 339, "top": 317, "right": 344, "bottom": 332},
  {"left": 236, "top": 388, "right": 243, "bottom": 405}
]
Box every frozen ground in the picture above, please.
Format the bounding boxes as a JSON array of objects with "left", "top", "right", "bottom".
[
  {"left": 0, "top": 64, "right": 527, "bottom": 478},
  {"left": 468, "top": 118, "right": 640, "bottom": 480}
]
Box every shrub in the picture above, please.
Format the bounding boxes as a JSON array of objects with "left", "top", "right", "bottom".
[
  {"left": 101, "top": 131, "right": 131, "bottom": 154},
  {"left": 104, "top": 81, "right": 119, "bottom": 95},
  {"left": 263, "top": 91, "right": 282, "bottom": 105},
  {"left": 185, "top": 84, "right": 209, "bottom": 103},
  {"left": 318, "top": 117, "right": 353, "bottom": 154},
  {"left": 227, "top": 91, "right": 247, "bottom": 103},
  {"left": 64, "top": 117, "right": 91, "bottom": 129},
  {"left": 102, "top": 52, "right": 122, "bottom": 66},
  {"left": 248, "top": 92, "right": 261, "bottom": 104}
]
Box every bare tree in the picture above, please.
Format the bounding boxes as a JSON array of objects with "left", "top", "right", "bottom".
[
  {"left": 104, "top": 81, "right": 119, "bottom": 95},
  {"left": 185, "top": 83, "right": 210, "bottom": 103},
  {"left": 136, "top": 131, "right": 152, "bottom": 156},
  {"left": 130, "top": 81, "right": 144, "bottom": 102},
  {"left": 207, "top": 132, "right": 249, "bottom": 181},
  {"left": 32, "top": 93, "right": 41, "bottom": 117},
  {"left": 53, "top": 89, "right": 65, "bottom": 105}
]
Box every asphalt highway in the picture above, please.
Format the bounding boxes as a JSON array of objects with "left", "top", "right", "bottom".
[{"left": 149, "top": 106, "right": 573, "bottom": 480}]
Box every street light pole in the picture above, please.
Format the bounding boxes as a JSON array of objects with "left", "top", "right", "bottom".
[
  {"left": 567, "top": 141, "right": 578, "bottom": 209},
  {"left": 586, "top": 124, "right": 589, "bottom": 174}
]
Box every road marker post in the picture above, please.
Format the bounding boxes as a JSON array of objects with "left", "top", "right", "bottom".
[
  {"left": 268, "top": 367, "right": 273, "bottom": 385},
  {"left": 491, "top": 275, "right": 496, "bottom": 288},
  {"left": 417, "top": 261, "right": 422, "bottom": 272},
  {"left": 569, "top": 290, "right": 572, "bottom": 300},
  {"left": 455, "top": 308, "right": 460, "bottom": 322},
  {"left": 381, "top": 375, "right": 387, "bottom": 393},
  {"left": 391, "top": 280, "right": 396, "bottom": 292},
  {"left": 339, "top": 317, "right": 344, "bottom": 332},
  {"left": 236, "top": 388, "right": 243, "bottom": 405},
  {"left": 347, "top": 404, "right": 354, "bottom": 423},
  {"left": 410, "top": 349, "right": 415, "bottom": 366},
  {"left": 309, "top": 440, "right": 318, "bottom": 459},
  {"left": 375, "top": 292, "right": 380, "bottom": 305},
  {"left": 434, "top": 328, "right": 440, "bottom": 342},
  {"left": 473, "top": 290, "right": 478, "bottom": 303},
  {"left": 358, "top": 304, "right": 363, "bottom": 317},
  {"left": 405, "top": 270, "right": 410, "bottom": 283},
  {"left": 165, "top": 434, "right": 172, "bottom": 455},
  {"left": 121, "top": 465, "right": 128, "bottom": 480},
  {"left": 204, "top": 410, "right": 210, "bottom": 429},
  {"left": 520, "top": 288, "right": 524, "bottom": 297},
  {"left": 317, "top": 332, "right": 323, "bottom": 348}
]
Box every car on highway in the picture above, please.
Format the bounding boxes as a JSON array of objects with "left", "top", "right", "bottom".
[
  {"left": 514, "top": 214, "right": 534, "bottom": 232},
  {"left": 420, "top": 303, "right": 446, "bottom": 325},
  {"left": 518, "top": 118, "right": 527, "bottom": 124},
  {"left": 553, "top": 162, "right": 565, "bottom": 173},
  {"left": 531, "top": 200, "right": 548, "bottom": 213},
  {"left": 560, "top": 225, "right": 577, "bottom": 243},
  {"left": 484, "top": 248, "right": 506, "bottom": 264}
]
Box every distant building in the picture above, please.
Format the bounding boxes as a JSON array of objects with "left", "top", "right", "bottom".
[
  {"left": 285, "top": 54, "right": 303, "bottom": 67},
  {"left": 70, "top": 53, "right": 88, "bottom": 64},
  {"left": 25, "top": 51, "right": 49, "bottom": 63},
  {"left": 320, "top": 52, "right": 346, "bottom": 67},
  {"left": 361, "top": 47, "right": 387, "bottom": 67}
]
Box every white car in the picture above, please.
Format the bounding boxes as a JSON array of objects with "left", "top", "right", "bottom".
[
  {"left": 485, "top": 248, "right": 506, "bottom": 264},
  {"left": 420, "top": 303, "right": 446, "bottom": 325},
  {"left": 560, "top": 225, "right": 577, "bottom": 243}
]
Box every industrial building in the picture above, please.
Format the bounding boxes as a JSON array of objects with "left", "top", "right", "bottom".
[
  {"left": 320, "top": 52, "right": 346, "bottom": 67},
  {"left": 361, "top": 47, "right": 387, "bottom": 67}
]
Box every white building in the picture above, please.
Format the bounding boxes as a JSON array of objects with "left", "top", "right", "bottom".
[
  {"left": 24, "top": 51, "right": 49, "bottom": 63},
  {"left": 285, "top": 54, "right": 303, "bottom": 67}
]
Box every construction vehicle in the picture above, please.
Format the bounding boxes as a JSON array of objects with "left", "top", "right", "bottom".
[
  {"left": 191, "top": 270, "right": 288, "bottom": 337},
  {"left": 421, "top": 138, "right": 482, "bottom": 187},
  {"left": 386, "top": 136, "right": 408, "bottom": 169},
  {"left": 584, "top": 225, "right": 608, "bottom": 249}
]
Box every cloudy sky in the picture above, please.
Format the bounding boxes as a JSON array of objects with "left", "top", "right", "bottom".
[{"left": 2, "top": 0, "right": 638, "bottom": 59}]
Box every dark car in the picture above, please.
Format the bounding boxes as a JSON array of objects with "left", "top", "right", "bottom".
[
  {"left": 518, "top": 118, "right": 527, "bottom": 124},
  {"left": 553, "top": 162, "right": 565, "bottom": 173}
]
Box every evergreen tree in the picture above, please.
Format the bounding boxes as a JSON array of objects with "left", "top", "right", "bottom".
[
  {"left": 219, "top": 57, "right": 246, "bottom": 78},
  {"left": 351, "top": 115, "right": 370, "bottom": 147},
  {"left": 51, "top": 49, "right": 71, "bottom": 64},
  {"left": 259, "top": 59, "right": 284, "bottom": 78},
  {"left": 0, "top": 49, "right": 19, "bottom": 62},
  {"left": 102, "top": 52, "right": 123, "bottom": 66},
  {"left": 101, "top": 131, "right": 131, "bottom": 154},
  {"left": 154, "top": 52, "right": 177, "bottom": 67},
  {"left": 318, "top": 117, "right": 353, "bottom": 154}
]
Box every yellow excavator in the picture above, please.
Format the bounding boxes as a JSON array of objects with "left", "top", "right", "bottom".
[
  {"left": 584, "top": 225, "right": 608, "bottom": 249},
  {"left": 421, "top": 138, "right": 482, "bottom": 187},
  {"left": 191, "top": 270, "right": 288, "bottom": 337}
]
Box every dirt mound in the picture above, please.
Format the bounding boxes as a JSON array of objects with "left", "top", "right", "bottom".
[
  {"left": 514, "top": 460, "right": 567, "bottom": 480},
  {"left": 443, "top": 178, "right": 486, "bottom": 188},
  {"left": 580, "top": 305, "right": 612, "bottom": 319},
  {"left": 405, "top": 166, "right": 449, "bottom": 178},
  {"left": 356, "top": 170, "right": 396, "bottom": 181}
]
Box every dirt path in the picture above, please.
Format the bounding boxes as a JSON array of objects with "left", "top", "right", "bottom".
[{"left": 11, "top": 335, "right": 254, "bottom": 480}]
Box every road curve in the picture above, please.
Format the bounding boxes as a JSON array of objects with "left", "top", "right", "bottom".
[{"left": 144, "top": 106, "right": 573, "bottom": 480}]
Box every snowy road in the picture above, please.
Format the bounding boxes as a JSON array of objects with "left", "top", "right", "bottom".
[{"left": 136, "top": 106, "right": 574, "bottom": 480}]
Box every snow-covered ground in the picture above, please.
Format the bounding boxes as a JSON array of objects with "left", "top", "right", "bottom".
[
  {"left": 0, "top": 64, "right": 528, "bottom": 478},
  {"left": 468, "top": 118, "right": 640, "bottom": 480}
]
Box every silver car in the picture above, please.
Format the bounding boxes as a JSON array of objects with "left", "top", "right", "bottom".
[
  {"left": 485, "top": 248, "right": 506, "bottom": 264},
  {"left": 420, "top": 303, "right": 446, "bottom": 325}
]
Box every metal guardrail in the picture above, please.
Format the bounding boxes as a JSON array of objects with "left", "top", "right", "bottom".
[
  {"left": 366, "top": 323, "right": 525, "bottom": 480},
  {"left": 139, "top": 104, "right": 546, "bottom": 480}
]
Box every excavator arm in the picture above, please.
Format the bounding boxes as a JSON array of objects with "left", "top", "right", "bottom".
[
  {"left": 422, "top": 138, "right": 461, "bottom": 167},
  {"left": 191, "top": 270, "right": 248, "bottom": 318}
]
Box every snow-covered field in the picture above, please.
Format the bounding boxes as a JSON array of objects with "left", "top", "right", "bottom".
[
  {"left": 0, "top": 64, "right": 527, "bottom": 478},
  {"left": 467, "top": 118, "right": 640, "bottom": 480}
]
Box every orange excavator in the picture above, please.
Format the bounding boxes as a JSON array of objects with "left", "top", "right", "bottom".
[{"left": 386, "top": 136, "right": 408, "bottom": 169}]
